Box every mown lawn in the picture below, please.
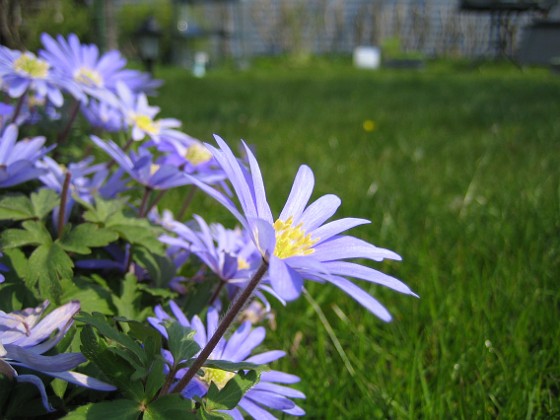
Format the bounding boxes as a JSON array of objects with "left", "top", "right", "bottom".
[{"left": 152, "top": 58, "right": 560, "bottom": 419}]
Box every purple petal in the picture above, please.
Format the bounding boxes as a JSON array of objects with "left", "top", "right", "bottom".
[
  {"left": 279, "top": 165, "right": 314, "bottom": 222},
  {"left": 298, "top": 194, "right": 341, "bottom": 231},
  {"left": 241, "top": 141, "right": 273, "bottom": 222},
  {"left": 260, "top": 370, "right": 301, "bottom": 384},
  {"left": 313, "top": 236, "right": 402, "bottom": 262},
  {"left": 238, "top": 398, "right": 277, "bottom": 420},
  {"left": 248, "top": 217, "right": 275, "bottom": 259},
  {"left": 245, "top": 350, "right": 286, "bottom": 365},
  {"left": 7, "top": 346, "right": 86, "bottom": 371},
  {"left": 269, "top": 256, "right": 303, "bottom": 301},
  {"left": 226, "top": 327, "right": 266, "bottom": 362},
  {"left": 245, "top": 389, "right": 296, "bottom": 410},
  {"left": 323, "top": 261, "right": 417, "bottom": 296},
  {"left": 253, "top": 382, "right": 305, "bottom": 399},
  {"left": 44, "top": 370, "right": 116, "bottom": 391},
  {"left": 14, "top": 301, "right": 80, "bottom": 351},
  {"left": 312, "top": 218, "right": 370, "bottom": 244},
  {"left": 326, "top": 275, "right": 392, "bottom": 321}
]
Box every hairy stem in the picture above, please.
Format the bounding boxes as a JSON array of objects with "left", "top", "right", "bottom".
[{"left": 170, "top": 260, "right": 269, "bottom": 395}]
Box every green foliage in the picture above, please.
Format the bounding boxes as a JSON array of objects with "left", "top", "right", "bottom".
[
  {"left": 205, "top": 370, "right": 259, "bottom": 411},
  {"left": 20, "top": 0, "right": 93, "bottom": 52},
  {"left": 0, "top": 189, "right": 59, "bottom": 221},
  {"left": 153, "top": 59, "right": 560, "bottom": 418}
]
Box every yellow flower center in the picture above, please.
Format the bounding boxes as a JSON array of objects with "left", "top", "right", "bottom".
[
  {"left": 132, "top": 115, "right": 160, "bottom": 135},
  {"left": 185, "top": 143, "right": 212, "bottom": 165},
  {"left": 200, "top": 367, "right": 235, "bottom": 390},
  {"left": 237, "top": 257, "right": 250, "bottom": 270},
  {"left": 13, "top": 54, "right": 49, "bottom": 79},
  {"left": 74, "top": 67, "right": 103, "bottom": 87},
  {"left": 273, "top": 216, "right": 318, "bottom": 259},
  {"left": 150, "top": 164, "right": 160, "bottom": 176}
]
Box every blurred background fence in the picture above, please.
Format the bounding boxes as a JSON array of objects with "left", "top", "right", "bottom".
[{"left": 1, "top": 0, "right": 559, "bottom": 66}]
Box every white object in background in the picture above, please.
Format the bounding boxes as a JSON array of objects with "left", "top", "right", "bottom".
[
  {"left": 193, "top": 52, "right": 209, "bottom": 78},
  {"left": 353, "top": 46, "right": 381, "bottom": 70}
]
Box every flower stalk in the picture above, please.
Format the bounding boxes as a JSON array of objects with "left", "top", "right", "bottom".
[
  {"left": 171, "top": 259, "right": 269, "bottom": 395},
  {"left": 57, "top": 171, "right": 72, "bottom": 239}
]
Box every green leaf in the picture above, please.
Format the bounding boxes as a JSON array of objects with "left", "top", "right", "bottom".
[
  {"left": 136, "top": 283, "right": 178, "bottom": 300},
  {"left": 133, "top": 247, "right": 176, "bottom": 288},
  {"left": 61, "top": 277, "right": 115, "bottom": 315},
  {"left": 76, "top": 312, "right": 146, "bottom": 368},
  {"left": 143, "top": 358, "right": 166, "bottom": 402},
  {"left": 143, "top": 394, "right": 197, "bottom": 420},
  {"left": 28, "top": 243, "right": 71, "bottom": 302},
  {"left": 206, "top": 370, "right": 260, "bottom": 411},
  {"left": 81, "top": 196, "right": 127, "bottom": 224},
  {"left": 0, "top": 248, "right": 30, "bottom": 285},
  {"left": 30, "top": 189, "right": 59, "bottom": 220},
  {"left": 106, "top": 212, "right": 164, "bottom": 253},
  {"left": 113, "top": 273, "right": 143, "bottom": 320},
  {"left": 0, "top": 190, "right": 59, "bottom": 221},
  {"left": 79, "top": 325, "right": 144, "bottom": 402},
  {"left": 1, "top": 220, "right": 52, "bottom": 248},
  {"left": 165, "top": 320, "right": 201, "bottom": 365},
  {"left": 59, "top": 223, "right": 119, "bottom": 254},
  {"left": 61, "top": 399, "right": 141, "bottom": 420},
  {"left": 0, "top": 193, "right": 34, "bottom": 220}
]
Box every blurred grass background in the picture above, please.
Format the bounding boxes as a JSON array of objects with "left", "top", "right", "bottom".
[{"left": 153, "top": 58, "right": 560, "bottom": 418}]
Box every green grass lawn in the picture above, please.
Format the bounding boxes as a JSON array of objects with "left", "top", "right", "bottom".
[{"left": 152, "top": 58, "right": 560, "bottom": 418}]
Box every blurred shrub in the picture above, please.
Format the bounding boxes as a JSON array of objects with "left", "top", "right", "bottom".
[
  {"left": 117, "top": 0, "right": 173, "bottom": 62},
  {"left": 21, "top": 0, "right": 93, "bottom": 52}
]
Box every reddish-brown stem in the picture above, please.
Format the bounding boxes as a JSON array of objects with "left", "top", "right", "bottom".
[
  {"left": 57, "top": 99, "right": 81, "bottom": 146},
  {"left": 57, "top": 172, "right": 72, "bottom": 239},
  {"left": 170, "top": 260, "right": 269, "bottom": 395}
]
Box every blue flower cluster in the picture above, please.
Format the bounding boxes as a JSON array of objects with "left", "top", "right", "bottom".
[{"left": 0, "top": 33, "right": 416, "bottom": 418}]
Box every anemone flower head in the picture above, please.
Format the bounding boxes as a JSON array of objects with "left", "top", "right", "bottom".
[
  {"left": 186, "top": 135, "right": 418, "bottom": 322},
  {"left": 81, "top": 99, "right": 124, "bottom": 132},
  {"left": 115, "top": 82, "right": 189, "bottom": 145},
  {"left": 90, "top": 135, "right": 192, "bottom": 190},
  {"left": 0, "top": 46, "right": 65, "bottom": 107},
  {"left": 160, "top": 215, "right": 278, "bottom": 307},
  {"left": 0, "top": 123, "right": 53, "bottom": 188},
  {"left": 156, "top": 135, "right": 226, "bottom": 185},
  {"left": 148, "top": 302, "right": 305, "bottom": 419},
  {"left": 39, "top": 33, "right": 149, "bottom": 104},
  {"left": 0, "top": 300, "right": 116, "bottom": 411}
]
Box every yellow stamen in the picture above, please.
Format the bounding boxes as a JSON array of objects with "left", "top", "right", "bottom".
[
  {"left": 132, "top": 115, "right": 160, "bottom": 135},
  {"left": 185, "top": 143, "right": 212, "bottom": 165},
  {"left": 74, "top": 67, "right": 103, "bottom": 87},
  {"left": 273, "top": 216, "right": 318, "bottom": 259},
  {"left": 13, "top": 54, "right": 49, "bottom": 79},
  {"left": 200, "top": 367, "right": 235, "bottom": 390},
  {"left": 150, "top": 164, "right": 160, "bottom": 176},
  {"left": 237, "top": 257, "right": 250, "bottom": 270}
]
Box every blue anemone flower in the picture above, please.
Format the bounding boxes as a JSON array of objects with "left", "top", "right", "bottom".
[
  {"left": 0, "top": 124, "right": 53, "bottom": 188},
  {"left": 0, "top": 46, "right": 66, "bottom": 107},
  {"left": 0, "top": 301, "right": 116, "bottom": 412},
  {"left": 148, "top": 302, "right": 305, "bottom": 419},
  {"left": 90, "top": 135, "right": 192, "bottom": 190},
  {"left": 186, "top": 136, "right": 418, "bottom": 321}
]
